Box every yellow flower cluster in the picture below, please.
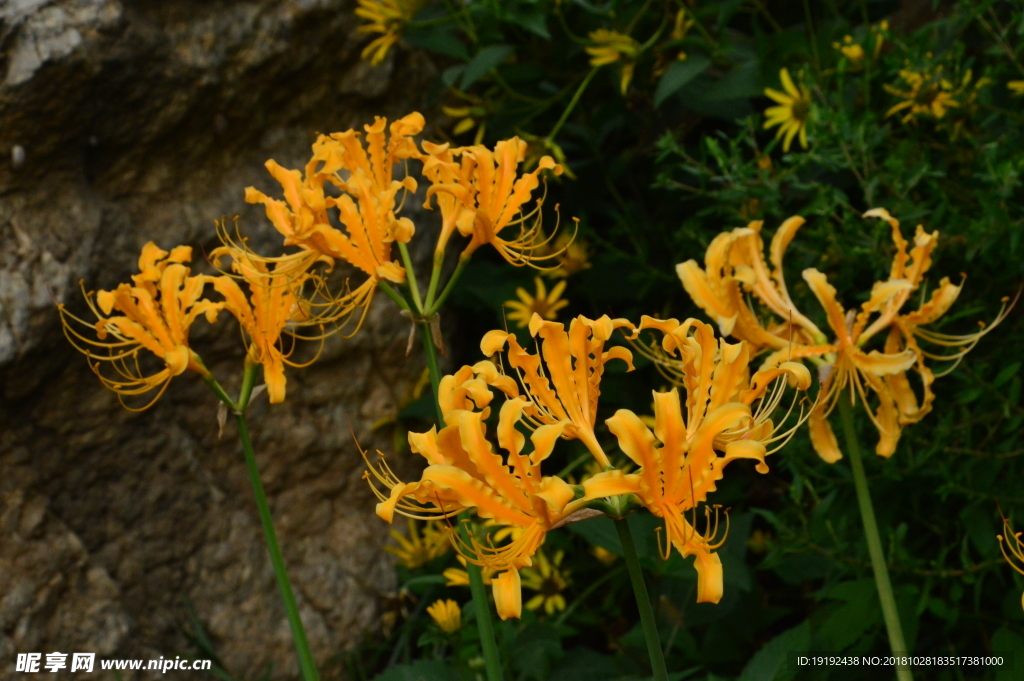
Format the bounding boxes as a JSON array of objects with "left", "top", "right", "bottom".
[
  {"left": 677, "top": 210, "right": 1011, "bottom": 462},
  {"left": 60, "top": 113, "right": 567, "bottom": 409},
  {"left": 364, "top": 312, "right": 811, "bottom": 619}
]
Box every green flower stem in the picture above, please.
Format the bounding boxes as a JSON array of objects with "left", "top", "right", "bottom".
[
  {"left": 206, "top": 367, "right": 319, "bottom": 681},
  {"left": 426, "top": 256, "right": 469, "bottom": 317},
  {"left": 419, "top": 324, "right": 504, "bottom": 681},
  {"left": 459, "top": 519, "right": 504, "bottom": 681},
  {"left": 424, "top": 250, "right": 446, "bottom": 311},
  {"left": 420, "top": 323, "right": 446, "bottom": 425},
  {"left": 378, "top": 280, "right": 412, "bottom": 312},
  {"left": 801, "top": 0, "right": 821, "bottom": 78},
  {"left": 546, "top": 67, "right": 600, "bottom": 143},
  {"left": 614, "top": 518, "right": 668, "bottom": 681},
  {"left": 838, "top": 398, "right": 912, "bottom": 681},
  {"left": 397, "top": 242, "right": 424, "bottom": 313}
]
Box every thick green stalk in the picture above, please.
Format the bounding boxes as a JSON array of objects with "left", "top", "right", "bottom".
[
  {"left": 420, "top": 325, "right": 503, "bottom": 681},
  {"left": 459, "top": 520, "right": 504, "bottom": 681},
  {"left": 615, "top": 519, "right": 668, "bottom": 681},
  {"left": 838, "top": 398, "right": 912, "bottom": 681}
]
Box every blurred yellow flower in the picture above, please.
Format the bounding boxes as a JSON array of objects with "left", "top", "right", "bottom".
[
  {"left": 384, "top": 518, "right": 451, "bottom": 568},
  {"left": 521, "top": 550, "right": 571, "bottom": 615},
  {"left": 58, "top": 242, "right": 222, "bottom": 410},
  {"left": 505, "top": 277, "right": 569, "bottom": 328},
  {"left": 542, "top": 233, "right": 590, "bottom": 278},
  {"left": 763, "top": 68, "right": 811, "bottom": 152},
  {"left": 426, "top": 599, "right": 462, "bottom": 633},
  {"left": 884, "top": 67, "right": 958, "bottom": 122},
  {"left": 997, "top": 517, "right": 1024, "bottom": 611},
  {"left": 592, "top": 545, "right": 617, "bottom": 565},
  {"left": 1009, "top": 80, "right": 1024, "bottom": 96},
  {"left": 587, "top": 29, "right": 640, "bottom": 94},
  {"left": 671, "top": 8, "right": 694, "bottom": 42},
  {"left": 356, "top": 0, "right": 424, "bottom": 65},
  {"left": 832, "top": 36, "right": 865, "bottom": 67}
]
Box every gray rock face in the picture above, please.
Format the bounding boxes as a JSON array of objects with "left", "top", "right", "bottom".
[{"left": 0, "top": 0, "right": 435, "bottom": 678}]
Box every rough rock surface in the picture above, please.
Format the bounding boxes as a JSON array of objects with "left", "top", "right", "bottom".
[{"left": 0, "top": 1, "right": 435, "bottom": 678}]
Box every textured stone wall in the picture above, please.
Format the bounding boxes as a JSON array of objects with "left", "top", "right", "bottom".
[{"left": 0, "top": 1, "right": 435, "bottom": 678}]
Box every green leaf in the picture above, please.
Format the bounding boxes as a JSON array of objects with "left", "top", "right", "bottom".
[
  {"left": 655, "top": 56, "right": 712, "bottom": 107},
  {"left": 736, "top": 621, "right": 810, "bottom": 681},
  {"left": 505, "top": 2, "right": 550, "bottom": 38},
  {"left": 403, "top": 26, "right": 468, "bottom": 60},
  {"left": 991, "top": 628, "right": 1024, "bottom": 681},
  {"left": 816, "top": 580, "right": 881, "bottom": 651},
  {"left": 461, "top": 45, "right": 516, "bottom": 89},
  {"left": 994, "top": 361, "right": 1021, "bottom": 388},
  {"left": 704, "top": 60, "right": 762, "bottom": 101}
]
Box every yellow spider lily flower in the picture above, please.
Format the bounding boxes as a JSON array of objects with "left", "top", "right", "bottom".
[
  {"left": 478, "top": 313, "right": 636, "bottom": 468},
  {"left": 763, "top": 68, "right": 811, "bottom": 152},
  {"left": 58, "top": 242, "right": 222, "bottom": 410},
  {"left": 521, "top": 550, "right": 570, "bottom": 615},
  {"left": 505, "top": 277, "right": 569, "bottom": 328},
  {"left": 355, "top": 0, "right": 424, "bottom": 65},
  {"left": 422, "top": 137, "right": 565, "bottom": 266},
  {"left": 677, "top": 212, "right": 1013, "bottom": 463},
  {"left": 884, "top": 67, "right": 958, "bottom": 122},
  {"left": 426, "top": 599, "right": 462, "bottom": 633},
  {"left": 363, "top": 357, "right": 626, "bottom": 620},
  {"left": 243, "top": 113, "right": 423, "bottom": 335},
  {"left": 384, "top": 518, "right": 451, "bottom": 569},
  {"left": 608, "top": 317, "right": 811, "bottom": 602},
  {"left": 997, "top": 516, "right": 1024, "bottom": 611},
  {"left": 586, "top": 30, "right": 640, "bottom": 94},
  {"left": 209, "top": 247, "right": 320, "bottom": 404}
]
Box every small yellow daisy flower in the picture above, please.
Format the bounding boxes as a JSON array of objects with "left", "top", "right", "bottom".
[
  {"left": 426, "top": 599, "right": 462, "bottom": 633},
  {"left": 763, "top": 68, "right": 811, "bottom": 152},
  {"left": 521, "top": 550, "right": 571, "bottom": 615},
  {"left": 504, "top": 277, "right": 569, "bottom": 328}
]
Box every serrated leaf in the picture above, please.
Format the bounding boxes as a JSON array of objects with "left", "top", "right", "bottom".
[
  {"left": 655, "top": 56, "right": 711, "bottom": 107},
  {"left": 461, "top": 45, "right": 515, "bottom": 89},
  {"left": 736, "top": 621, "right": 810, "bottom": 681}
]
